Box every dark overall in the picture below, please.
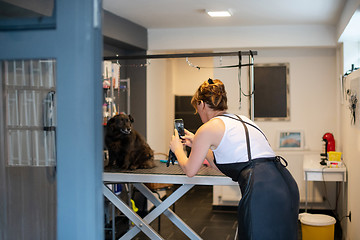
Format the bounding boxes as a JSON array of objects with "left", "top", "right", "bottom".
[{"left": 214, "top": 115, "right": 299, "bottom": 240}]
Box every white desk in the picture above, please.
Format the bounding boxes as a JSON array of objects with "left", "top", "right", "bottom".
[
  {"left": 303, "top": 154, "right": 346, "bottom": 212},
  {"left": 103, "top": 160, "right": 236, "bottom": 240}
]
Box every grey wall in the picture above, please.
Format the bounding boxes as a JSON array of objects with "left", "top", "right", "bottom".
[
  {"left": 103, "top": 10, "right": 147, "bottom": 51},
  {"left": 124, "top": 58, "right": 147, "bottom": 136},
  {"left": 103, "top": 10, "right": 148, "bottom": 137}
]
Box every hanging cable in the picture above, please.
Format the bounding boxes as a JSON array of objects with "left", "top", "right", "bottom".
[
  {"left": 241, "top": 50, "right": 254, "bottom": 97},
  {"left": 237, "top": 51, "right": 254, "bottom": 107},
  {"left": 116, "top": 60, "right": 151, "bottom": 68},
  {"left": 238, "top": 51, "right": 243, "bottom": 106},
  {"left": 185, "top": 57, "right": 252, "bottom": 70},
  {"left": 186, "top": 57, "right": 200, "bottom": 70},
  {"left": 184, "top": 51, "right": 254, "bottom": 110}
]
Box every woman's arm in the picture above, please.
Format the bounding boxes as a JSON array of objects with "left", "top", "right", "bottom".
[
  {"left": 170, "top": 118, "right": 224, "bottom": 177},
  {"left": 204, "top": 149, "right": 220, "bottom": 171}
]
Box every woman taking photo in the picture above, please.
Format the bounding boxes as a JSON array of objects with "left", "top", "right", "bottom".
[{"left": 169, "top": 78, "right": 299, "bottom": 240}]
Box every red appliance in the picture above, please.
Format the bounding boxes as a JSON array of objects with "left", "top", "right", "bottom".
[{"left": 321, "top": 133, "right": 335, "bottom": 157}]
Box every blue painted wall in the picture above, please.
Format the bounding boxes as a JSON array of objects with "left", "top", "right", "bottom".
[{"left": 0, "top": 1, "right": 103, "bottom": 239}]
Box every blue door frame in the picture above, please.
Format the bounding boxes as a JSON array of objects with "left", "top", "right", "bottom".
[{"left": 0, "top": 1, "right": 104, "bottom": 239}]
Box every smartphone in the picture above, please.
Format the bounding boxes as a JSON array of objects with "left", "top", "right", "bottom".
[{"left": 174, "top": 119, "right": 185, "bottom": 137}]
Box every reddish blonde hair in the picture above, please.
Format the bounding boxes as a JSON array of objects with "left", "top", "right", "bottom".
[{"left": 191, "top": 79, "right": 228, "bottom": 113}]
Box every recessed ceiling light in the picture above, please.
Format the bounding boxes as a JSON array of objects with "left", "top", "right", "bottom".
[{"left": 207, "top": 10, "right": 232, "bottom": 17}]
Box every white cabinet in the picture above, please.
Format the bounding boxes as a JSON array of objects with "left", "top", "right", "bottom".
[{"left": 213, "top": 185, "right": 241, "bottom": 206}]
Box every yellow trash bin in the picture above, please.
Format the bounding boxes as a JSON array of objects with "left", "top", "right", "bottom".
[{"left": 300, "top": 213, "right": 336, "bottom": 240}]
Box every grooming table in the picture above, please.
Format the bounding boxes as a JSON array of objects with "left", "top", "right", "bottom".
[{"left": 103, "top": 160, "right": 237, "bottom": 240}]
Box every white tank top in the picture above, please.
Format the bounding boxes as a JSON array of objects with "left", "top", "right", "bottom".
[{"left": 212, "top": 114, "right": 275, "bottom": 164}]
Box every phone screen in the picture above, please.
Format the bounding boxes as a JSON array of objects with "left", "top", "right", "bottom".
[{"left": 174, "top": 119, "right": 185, "bottom": 137}]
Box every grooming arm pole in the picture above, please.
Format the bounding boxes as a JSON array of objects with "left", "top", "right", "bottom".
[{"left": 249, "top": 53, "right": 255, "bottom": 120}]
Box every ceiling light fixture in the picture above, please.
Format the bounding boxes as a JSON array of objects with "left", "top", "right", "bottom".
[{"left": 207, "top": 10, "right": 232, "bottom": 17}]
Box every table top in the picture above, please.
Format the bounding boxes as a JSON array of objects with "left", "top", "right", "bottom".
[
  {"left": 103, "top": 160, "right": 237, "bottom": 186},
  {"left": 303, "top": 154, "right": 346, "bottom": 182},
  {"left": 303, "top": 154, "right": 346, "bottom": 173}
]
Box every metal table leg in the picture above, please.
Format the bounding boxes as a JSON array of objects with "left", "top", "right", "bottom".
[
  {"left": 122, "top": 183, "right": 202, "bottom": 240},
  {"left": 134, "top": 183, "right": 202, "bottom": 239},
  {"left": 112, "top": 196, "right": 115, "bottom": 240},
  {"left": 305, "top": 172, "right": 308, "bottom": 212},
  {"left": 342, "top": 178, "right": 346, "bottom": 222},
  {"left": 103, "top": 184, "right": 164, "bottom": 240}
]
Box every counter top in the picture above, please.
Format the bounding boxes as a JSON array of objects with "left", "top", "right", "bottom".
[{"left": 303, "top": 154, "right": 346, "bottom": 182}]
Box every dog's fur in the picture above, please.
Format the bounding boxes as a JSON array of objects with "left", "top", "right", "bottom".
[{"left": 105, "top": 113, "right": 155, "bottom": 170}]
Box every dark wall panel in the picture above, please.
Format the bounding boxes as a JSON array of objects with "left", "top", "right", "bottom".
[{"left": 254, "top": 64, "right": 289, "bottom": 120}]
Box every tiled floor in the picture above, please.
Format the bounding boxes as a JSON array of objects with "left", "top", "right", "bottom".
[
  {"left": 107, "top": 185, "right": 343, "bottom": 240},
  {"left": 129, "top": 185, "right": 237, "bottom": 240}
]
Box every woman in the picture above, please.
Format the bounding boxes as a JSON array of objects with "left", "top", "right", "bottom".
[{"left": 170, "top": 78, "right": 299, "bottom": 240}]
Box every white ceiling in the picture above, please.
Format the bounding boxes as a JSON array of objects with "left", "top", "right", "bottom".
[{"left": 103, "top": 0, "right": 347, "bottom": 29}]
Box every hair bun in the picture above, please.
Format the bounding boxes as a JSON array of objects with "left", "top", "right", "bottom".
[{"left": 191, "top": 78, "right": 228, "bottom": 113}]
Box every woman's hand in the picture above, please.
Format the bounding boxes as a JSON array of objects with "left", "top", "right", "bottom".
[
  {"left": 170, "top": 129, "right": 184, "bottom": 153},
  {"left": 182, "top": 129, "right": 195, "bottom": 147}
]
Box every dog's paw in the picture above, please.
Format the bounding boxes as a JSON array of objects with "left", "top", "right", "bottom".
[
  {"left": 104, "top": 165, "right": 122, "bottom": 172},
  {"left": 128, "top": 165, "right": 138, "bottom": 170},
  {"left": 141, "top": 160, "right": 155, "bottom": 169}
]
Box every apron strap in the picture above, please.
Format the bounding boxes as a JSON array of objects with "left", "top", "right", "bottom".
[{"left": 236, "top": 115, "right": 252, "bottom": 162}]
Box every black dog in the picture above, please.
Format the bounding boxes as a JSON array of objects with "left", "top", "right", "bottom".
[{"left": 105, "top": 113, "right": 155, "bottom": 170}]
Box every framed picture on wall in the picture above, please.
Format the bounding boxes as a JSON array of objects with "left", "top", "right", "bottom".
[{"left": 277, "top": 131, "right": 304, "bottom": 150}]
